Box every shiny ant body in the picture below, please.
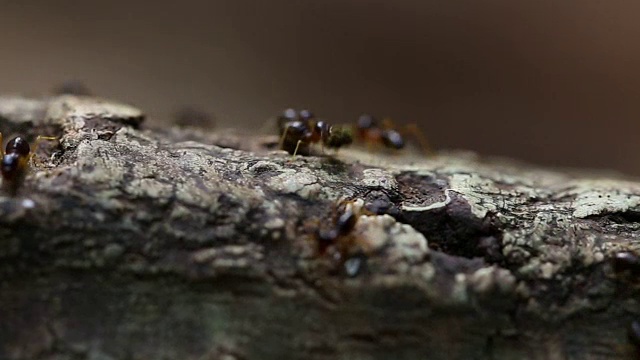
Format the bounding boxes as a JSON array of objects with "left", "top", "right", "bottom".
[
  {"left": 0, "top": 134, "right": 56, "bottom": 193},
  {"left": 315, "top": 199, "right": 372, "bottom": 277},
  {"left": 316, "top": 200, "right": 360, "bottom": 254},
  {"left": 354, "top": 113, "right": 431, "bottom": 153},
  {"left": 277, "top": 109, "right": 353, "bottom": 157},
  {"left": 612, "top": 251, "right": 640, "bottom": 274}
]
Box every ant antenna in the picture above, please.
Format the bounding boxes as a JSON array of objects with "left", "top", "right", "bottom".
[{"left": 278, "top": 125, "right": 291, "bottom": 151}]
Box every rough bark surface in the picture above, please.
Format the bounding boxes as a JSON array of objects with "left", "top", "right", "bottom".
[{"left": 0, "top": 95, "right": 639, "bottom": 360}]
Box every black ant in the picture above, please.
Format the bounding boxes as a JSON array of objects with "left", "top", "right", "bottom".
[
  {"left": 315, "top": 199, "right": 373, "bottom": 277},
  {"left": 354, "top": 113, "right": 431, "bottom": 154},
  {"left": 316, "top": 199, "right": 360, "bottom": 254},
  {"left": 611, "top": 251, "right": 640, "bottom": 277},
  {"left": 0, "top": 133, "right": 57, "bottom": 194},
  {"left": 277, "top": 109, "right": 353, "bottom": 158}
]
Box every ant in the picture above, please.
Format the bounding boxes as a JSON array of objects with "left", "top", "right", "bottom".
[
  {"left": 0, "top": 133, "right": 57, "bottom": 194},
  {"left": 611, "top": 251, "right": 640, "bottom": 277},
  {"left": 277, "top": 109, "right": 353, "bottom": 158},
  {"left": 315, "top": 199, "right": 373, "bottom": 277},
  {"left": 354, "top": 113, "right": 431, "bottom": 154}
]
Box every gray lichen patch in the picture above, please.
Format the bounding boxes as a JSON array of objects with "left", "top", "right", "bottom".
[
  {"left": 267, "top": 168, "right": 323, "bottom": 198},
  {"left": 566, "top": 180, "right": 640, "bottom": 218},
  {"left": 352, "top": 214, "right": 429, "bottom": 271},
  {"left": 359, "top": 168, "right": 398, "bottom": 191},
  {"left": 42, "top": 95, "right": 144, "bottom": 153},
  {"left": 0, "top": 96, "right": 49, "bottom": 124},
  {"left": 46, "top": 95, "right": 144, "bottom": 127},
  {"left": 72, "top": 139, "right": 130, "bottom": 186}
]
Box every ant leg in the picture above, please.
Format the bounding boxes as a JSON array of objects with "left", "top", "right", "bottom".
[
  {"left": 30, "top": 136, "right": 57, "bottom": 163},
  {"left": 366, "top": 140, "right": 374, "bottom": 153},
  {"left": 381, "top": 117, "right": 396, "bottom": 130},
  {"left": 404, "top": 123, "right": 432, "bottom": 155},
  {"left": 278, "top": 125, "right": 292, "bottom": 152},
  {"left": 290, "top": 140, "right": 303, "bottom": 161}
]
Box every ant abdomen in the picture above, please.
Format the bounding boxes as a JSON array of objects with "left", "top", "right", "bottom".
[
  {"left": 381, "top": 129, "right": 405, "bottom": 150},
  {"left": 336, "top": 206, "right": 357, "bottom": 236},
  {"left": 0, "top": 134, "right": 57, "bottom": 193}
]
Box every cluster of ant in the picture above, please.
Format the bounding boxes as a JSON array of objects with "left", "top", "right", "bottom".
[
  {"left": 277, "top": 109, "right": 430, "bottom": 157},
  {"left": 277, "top": 109, "right": 352, "bottom": 157},
  {"left": 0, "top": 134, "right": 56, "bottom": 194},
  {"left": 276, "top": 108, "right": 429, "bottom": 274}
]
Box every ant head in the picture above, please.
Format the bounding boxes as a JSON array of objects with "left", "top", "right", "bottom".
[
  {"left": 357, "top": 114, "right": 377, "bottom": 130},
  {"left": 284, "top": 120, "right": 308, "bottom": 137},
  {"left": 324, "top": 126, "right": 353, "bottom": 148},
  {"left": 282, "top": 108, "right": 297, "bottom": 121},
  {"left": 381, "top": 129, "right": 405, "bottom": 149},
  {"left": 299, "top": 109, "right": 315, "bottom": 122},
  {"left": 277, "top": 108, "right": 298, "bottom": 130},
  {"left": 6, "top": 137, "right": 30, "bottom": 156}
]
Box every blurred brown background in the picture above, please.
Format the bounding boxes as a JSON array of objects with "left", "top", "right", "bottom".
[{"left": 1, "top": 1, "right": 639, "bottom": 174}]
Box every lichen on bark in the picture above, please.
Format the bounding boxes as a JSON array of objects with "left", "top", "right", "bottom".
[{"left": 0, "top": 95, "right": 638, "bottom": 359}]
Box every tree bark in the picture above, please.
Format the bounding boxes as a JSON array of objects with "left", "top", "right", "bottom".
[{"left": 0, "top": 95, "right": 638, "bottom": 360}]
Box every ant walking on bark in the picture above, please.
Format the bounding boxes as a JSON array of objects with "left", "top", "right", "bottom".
[
  {"left": 354, "top": 113, "right": 432, "bottom": 154},
  {"left": 274, "top": 109, "right": 432, "bottom": 157},
  {"left": 314, "top": 199, "right": 374, "bottom": 277},
  {"left": 277, "top": 108, "right": 353, "bottom": 158},
  {"left": 0, "top": 134, "right": 57, "bottom": 194}
]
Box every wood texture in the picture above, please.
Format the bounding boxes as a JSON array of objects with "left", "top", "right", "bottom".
[{"left": 0, "top": 95, "right": 638, "bottom": 360}]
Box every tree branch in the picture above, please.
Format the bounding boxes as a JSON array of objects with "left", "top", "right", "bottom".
[{"left": 0, "top": 95, "right": 638, "bottom": 359}]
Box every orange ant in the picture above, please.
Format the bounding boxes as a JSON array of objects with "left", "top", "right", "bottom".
[
  {"left": 277, "top": 108, "right": 353, "bottom": 158},
  {"left": 0, "top": 133, "right": 57, "bottom": 194},
  {"left": 354, "top": 113, "right": 431, "bottom": 154},
  {"left": 315, "top": 199, "right": 374, "bottom": 276}
]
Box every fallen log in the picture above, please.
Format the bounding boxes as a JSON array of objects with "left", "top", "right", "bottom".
[{"left": 0, "top": 95, "right": 638, "bottom": 359}]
